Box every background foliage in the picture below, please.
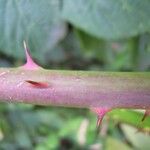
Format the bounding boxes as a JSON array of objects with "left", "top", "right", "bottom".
[{"left": 0, "top": 0, "right": 150, "bottom": 149}]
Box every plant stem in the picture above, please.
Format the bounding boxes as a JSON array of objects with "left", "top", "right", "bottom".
[{"left": 0, "top": 67, "right": 149, "bottom": 109}]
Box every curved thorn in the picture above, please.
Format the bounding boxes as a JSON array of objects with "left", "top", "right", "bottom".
[
  {"left": 22, "top": 41, "right": 41, "bottom": 70},
  {"left": 141, "top": 109, "right": 150, "bottom": 122},
  {"left": 91, "top": 107, "right": 111, "bottom": 127}
]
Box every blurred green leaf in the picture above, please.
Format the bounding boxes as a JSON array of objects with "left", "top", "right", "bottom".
[
  {"left": 109, "top": 109, "right": 150, "bottom": 130},
  {"left": 0, "top": 0, "right": 66, "bottom": 63},
  {"left": 59, "top": 117, "right": 82, "bottom": 138},
  {"left": 106, "top": 137, "right": 132, "bottom": 150},
  {"left": 62, "top": 0, "right": 150, "bottom": 39},
  {"left": 75, "top": 30, "right": 142, "bottom": 71},
  {"left": 138, "top": 34, "right": 150, "bottom": 70},
  {"left": 14, "top": 129, "right": 32, "bottom": 149},
  {"left": 75, "top": 29, "right": 106, "bottom": 62},
  {"left": 121, "top": 124, "right": 150, "bottom": 150}
]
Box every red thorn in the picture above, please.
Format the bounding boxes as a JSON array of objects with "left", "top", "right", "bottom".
[
  {"left": 91, "top": 107, "right": 110, "bottom": 127},
  {"left": 22, "top": 41, "right": 41, "bottom": 70},
  {"left": 97, "top": 116, "right": 103, "bottom": 127},
  {"left": 26, "top": 80, "right": 49, "bottom": 88},
  {"left": 141, "top": 109, "right": 150, "bottom": 122}
]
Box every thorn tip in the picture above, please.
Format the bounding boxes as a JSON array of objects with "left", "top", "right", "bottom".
[
  {"left": 141, "top": 109, "right": 150, "bottom": 122},
  {"left": 23, "top": 40, "right": 27, "bottom": 51},
  {"left": 91, "top": 107, "right": 111, "bottom": 127},
  {"left": 22, "top": 40, "right": 41, "bottom": 70}
]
